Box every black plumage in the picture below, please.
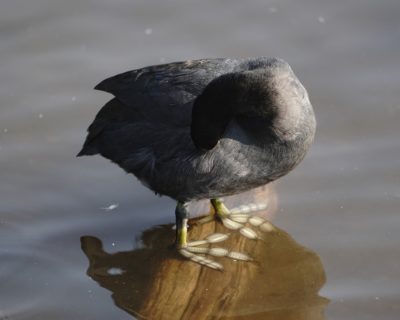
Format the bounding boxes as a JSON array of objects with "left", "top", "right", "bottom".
[{"left": 78, "top": 57, "right": 316, "bottom": 202}]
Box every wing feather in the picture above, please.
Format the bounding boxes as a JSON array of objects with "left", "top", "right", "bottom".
[{"left": 94, "top": 58, "right": 240, "bottom": 107}]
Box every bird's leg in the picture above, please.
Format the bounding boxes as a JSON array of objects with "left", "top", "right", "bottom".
[
  {"left": 211, "top": 198, "right": 275, "bottom": 239},
  {"left": 175, "top": 202, "right": 189, "bottom": 248},
  {"left": 175, "top": 201, "right": 251, "bottom": 270}
]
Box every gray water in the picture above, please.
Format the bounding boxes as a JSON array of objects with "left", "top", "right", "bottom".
[{"left": 1, "top": 0, "right": 400, "bottom": 319}]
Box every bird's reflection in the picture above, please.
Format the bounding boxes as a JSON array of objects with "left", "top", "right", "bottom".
[{"left": 81, "top": 190, "right": 328, "bottom": 320}]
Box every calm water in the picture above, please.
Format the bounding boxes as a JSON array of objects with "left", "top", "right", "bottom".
[{"left": 1, "top": 0, "right": 399, "bottom": 319}]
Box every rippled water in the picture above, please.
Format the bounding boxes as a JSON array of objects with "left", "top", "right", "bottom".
[{"left": 1, "top": 0, "right": 399, "bottom": 319}]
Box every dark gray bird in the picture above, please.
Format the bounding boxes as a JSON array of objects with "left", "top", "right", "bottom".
[{"left": 78, "top": 57, "right": 316, "bottom": 270}]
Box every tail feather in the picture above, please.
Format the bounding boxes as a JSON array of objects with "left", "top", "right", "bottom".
[
  {"left": 77, "top": 98, "right": 136, "bottom": 158},
  {"left": 76, "top": 146, "right": 98, "bottom": 157}
]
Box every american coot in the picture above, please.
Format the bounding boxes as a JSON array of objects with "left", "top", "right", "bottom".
[{"left": 78, "top": 57, "right": 316, "bottom": 270}]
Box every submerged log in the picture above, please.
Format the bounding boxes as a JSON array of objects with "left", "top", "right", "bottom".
[{"left": 81, "top": 185, "right": 328, "bottom": 319}]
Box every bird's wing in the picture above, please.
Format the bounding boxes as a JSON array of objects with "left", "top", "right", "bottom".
[
  {"left": 78, "top": 58, "right": 241, "bottom": 157},
  {"left": 94, "top": 58, "right": 240, "bottom": 109}
]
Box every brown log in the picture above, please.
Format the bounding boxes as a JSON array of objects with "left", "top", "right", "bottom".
[{"left": 81, "top": 185, "right": 328, "bottom": 319}]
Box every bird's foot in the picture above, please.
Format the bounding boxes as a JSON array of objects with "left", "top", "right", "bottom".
[
  {"left": 174, "top": 200, "right": 268, "bottom": 270},
  {"left": 178, "top": 233, "right": 252, "bottom": 271},
  {"left": 211, "top": 199, "right": 275, "bottom": 240}
]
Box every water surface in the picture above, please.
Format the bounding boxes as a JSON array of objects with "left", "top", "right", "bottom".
[{"left": 1, "top": 0, "right": 400, "bottom": 319}]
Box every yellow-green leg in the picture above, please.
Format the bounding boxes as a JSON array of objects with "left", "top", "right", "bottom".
[
  {"left": 175, "top": 202, "right": 189, "bottom": 248},
  {"left": 210, "top": 198, "right": 230, "bottom": 218}
]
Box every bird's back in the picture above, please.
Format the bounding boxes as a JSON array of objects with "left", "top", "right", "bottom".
[
  {"left": 95, "top": 58, "right": 241, "bottom": 112},
  {"left": 77, "top": 58, "right": 245, "bottom": 188},
  {"left": 78, "top": 57, "right": 273, "bottom": 157},
  {"left": 79, "top": 58, "right": 240, "bottom": 148}
]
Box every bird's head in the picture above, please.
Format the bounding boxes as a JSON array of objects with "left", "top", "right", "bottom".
[{"left": 191, "top": 58, "right": 313, "bottom": 150}]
